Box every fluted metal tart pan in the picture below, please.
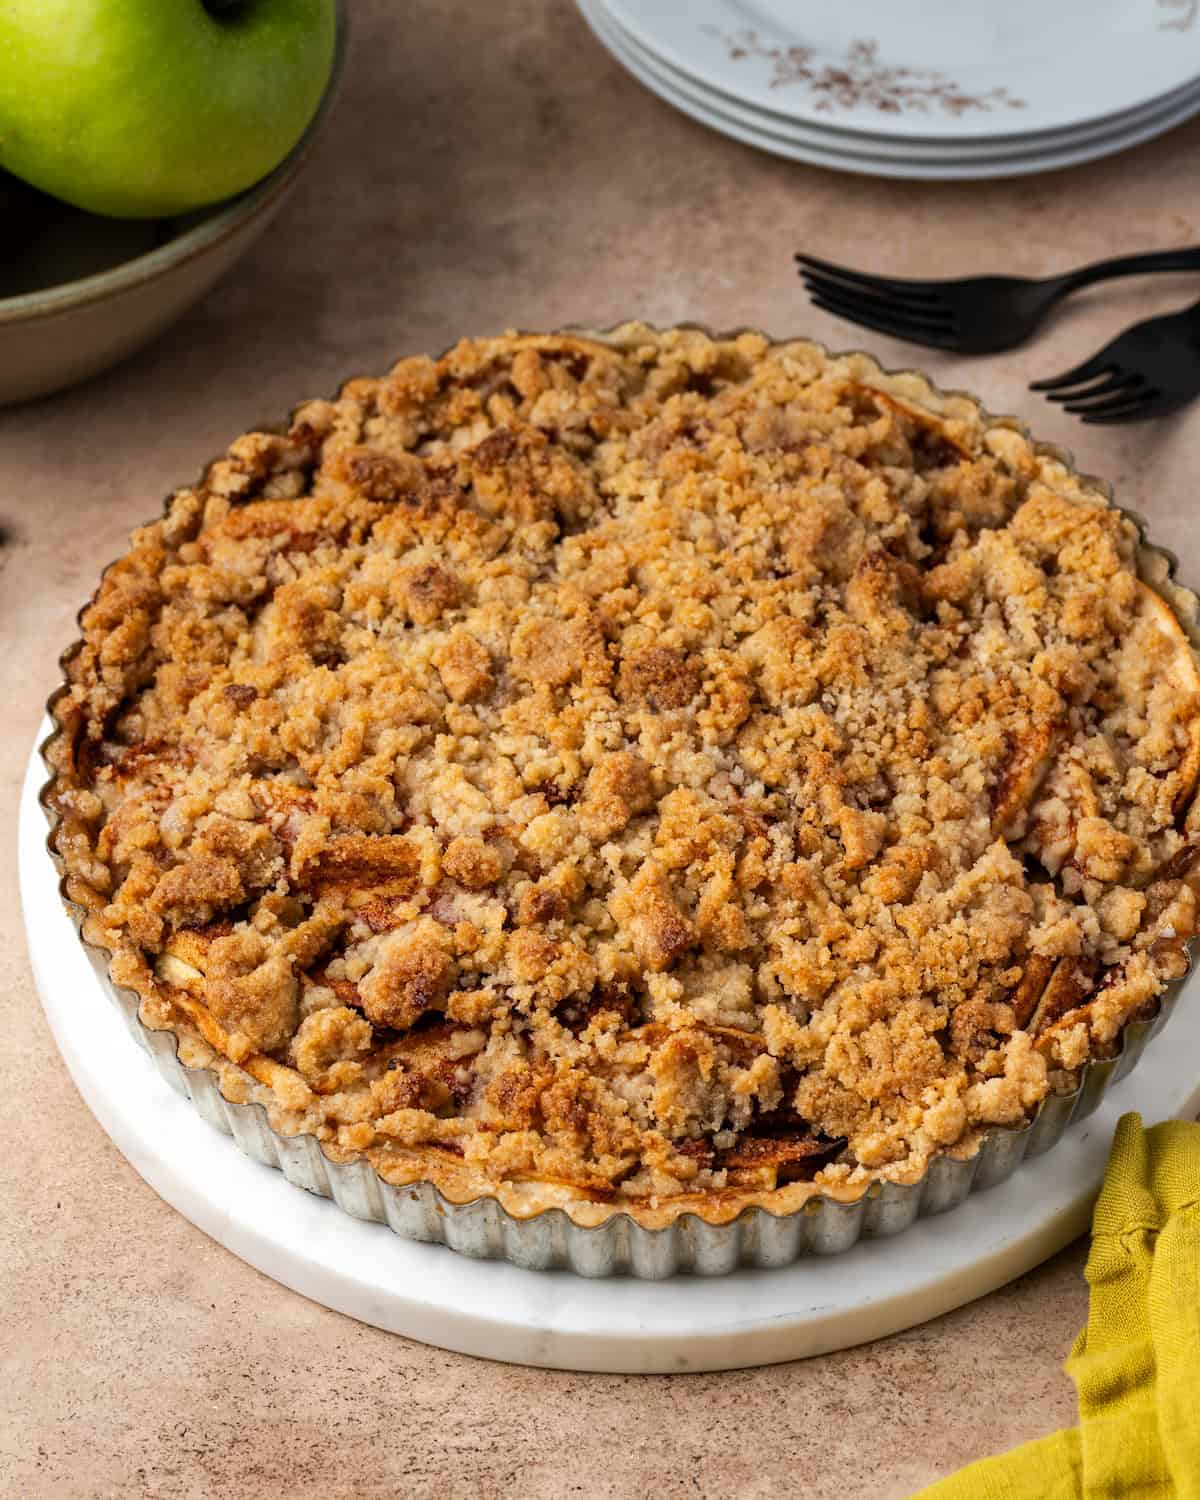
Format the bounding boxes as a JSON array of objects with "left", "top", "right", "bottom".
[{"left": 38, "top": 327, "right": 1200, "bottom": 1276}]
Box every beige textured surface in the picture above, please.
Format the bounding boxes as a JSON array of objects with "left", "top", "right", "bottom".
[{"left": 3, "top": 4, "right": 1200, "bottom": 1495}]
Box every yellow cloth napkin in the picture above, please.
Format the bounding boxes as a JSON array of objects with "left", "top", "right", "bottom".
[{"left": 913, "top": 1112, "right": 1200, "bottom": 1500}]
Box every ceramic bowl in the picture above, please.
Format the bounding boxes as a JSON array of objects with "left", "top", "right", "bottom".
[{"left": 0, "top": 2, "right": 347, "bottom": 407}]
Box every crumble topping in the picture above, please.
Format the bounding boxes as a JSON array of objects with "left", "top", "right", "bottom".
[{"left": 49, "top": 324, "right": 1200, "bottom": 1221}]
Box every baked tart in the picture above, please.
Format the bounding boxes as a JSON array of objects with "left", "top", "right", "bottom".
[{"left": 45, "top": 324, "right": 1200, "bottom": 1236}]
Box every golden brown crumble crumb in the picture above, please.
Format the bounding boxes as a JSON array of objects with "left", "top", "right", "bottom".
[{"left": 49, "top": 324, "right": 1200, "bottom": 1221}]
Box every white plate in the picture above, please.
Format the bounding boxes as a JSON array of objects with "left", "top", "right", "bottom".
[
  {"left": 582, "top": 0, "right": 1200, "bottom": 180},
  {"left": 598, "top": 0, "right": 1200, "bottom": 164},
  {"left": 604, "top": 0, "right": 1200, "bottom": 143},
  {"left": 631, "top": 30, "right": 1200, "bottom": 157},
  {"left": 19, "top": 744, "right": 1200, "bottom": 1371}
]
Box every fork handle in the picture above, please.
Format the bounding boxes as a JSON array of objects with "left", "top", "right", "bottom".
[{"left": 1049, "top": 248, "right": 1200, "bottom": 299}]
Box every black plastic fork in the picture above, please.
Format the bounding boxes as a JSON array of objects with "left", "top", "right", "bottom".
[
  {"left": 1029, "top": 297, "right": 1200, "bottom": 424},
  {"left": 795, "top": 248, "right": 1200, "bottom": 355}
]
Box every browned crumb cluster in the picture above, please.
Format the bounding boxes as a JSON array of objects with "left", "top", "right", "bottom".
[{"left": 48, "top": 324, "right": 1200, "bottom": 1221}]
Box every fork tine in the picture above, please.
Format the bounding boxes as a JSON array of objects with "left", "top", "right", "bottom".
[
  {"left": 1043, "top": 371, "right": 1137, "bottom": 405},
  {"left": 808, "top": 294, "right": 956, "bottom": 351},
  {"left": 1066, "top": 387, "right": 1158, "bottom": 418},
  {"left": 1078, "top": 391, "right": 1163, "bottom": 424},
  {"left": 800, "top": 272, "right": 957, "bottom": 330},
  {"left": 795, "top": 253, "right": 944, "bottom": 303},
  {"left": 1029, "top": 351, "right": 1116, "bottom": 392},
  {"left": 807, "top": 286, "right": 956, "bottom": 342}
]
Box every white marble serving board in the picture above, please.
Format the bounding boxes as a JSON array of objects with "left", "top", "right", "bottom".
[{"left": 19, "top": 743, "right": 1200, "bottom": 1372}]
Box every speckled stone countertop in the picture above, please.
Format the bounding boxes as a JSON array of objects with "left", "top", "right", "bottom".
[{"left": 3, "top": 4, "right": 1200, "bottom": 1495}]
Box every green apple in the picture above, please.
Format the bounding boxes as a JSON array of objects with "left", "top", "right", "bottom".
[{"left": 0, "top": 0, "right": 336, "bottom": 219}]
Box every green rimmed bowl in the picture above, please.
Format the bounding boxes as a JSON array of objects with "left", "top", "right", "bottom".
[{"left": 0, "top": 0, "right": 347, "bottom": 407}]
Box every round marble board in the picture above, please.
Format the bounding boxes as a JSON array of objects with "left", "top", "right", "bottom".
[{"left": 19, "top": 741, "right": 1200, "bottom": 1373}]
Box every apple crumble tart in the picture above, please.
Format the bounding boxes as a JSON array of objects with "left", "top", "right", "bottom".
[{"left": 47, "top": 324, "right": 1200, "bottom": 1225}]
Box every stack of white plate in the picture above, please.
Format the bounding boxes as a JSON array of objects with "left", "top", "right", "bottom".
[{"left": 578, "top": 0, "right": 1200, "bottom": 180}]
